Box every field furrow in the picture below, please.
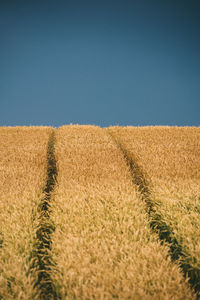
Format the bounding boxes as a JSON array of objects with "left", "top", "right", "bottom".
[
  {"left": 30, "top": 129, "right": 60, "bottom": 300},
  {"left": 50, "top": 125, "right": 195, "bottom": 299},
  {"left": 0, "top": 126, "right": 50, "bottom": 299},
  {"left": 108, "top": 126, "right": 200, "bottom": 296}
]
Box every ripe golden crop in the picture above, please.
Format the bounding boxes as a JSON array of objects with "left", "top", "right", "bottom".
[
  {"left": 0, "top": 127, "right": 50, "bottom": 299},
  {"left": 0, "top": 125, "right": 199, "bottom": 299},
  {"left": 50, "top": 125, "right": 195, "bottom": 299},
  {"left": 108, "top": 126, "right": 200, "bottom": 294}
]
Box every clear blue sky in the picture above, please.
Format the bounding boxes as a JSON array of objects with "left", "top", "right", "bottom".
[{"left": 1, "top": 0, "right": 199, "bottom": 127}]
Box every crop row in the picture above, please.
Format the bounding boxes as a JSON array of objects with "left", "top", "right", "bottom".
[
  {"left": 0, "top": 127, "right": 50, "bottom": 299},
  {"left": 108, "top": 126, "right": 200, "bottom": 297},
  {"left": 50, "top": 125, "right": 194, "bottom": 299}
]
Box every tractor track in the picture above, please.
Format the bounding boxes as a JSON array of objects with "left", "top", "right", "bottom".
[{"left": 30, "top": 129, "right": 60, "bottom": 300}]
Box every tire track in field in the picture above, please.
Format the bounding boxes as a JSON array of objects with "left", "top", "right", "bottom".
[
  {"left": 30, "top": 129, "right": 60, "bottom": 300},
  {"left": 108, "top": 130, "right": 200, "bottom": 298}
]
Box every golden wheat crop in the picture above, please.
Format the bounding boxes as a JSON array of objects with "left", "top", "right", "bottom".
[
  {"left": 50, "top": 125, "right": 195, "bottom": 299},
  {"left": 0, "top": 126, "right": 50, "bottom": 299},
  {"left": 108, "top": 126, "right": 200, "bottom": 290},
  {"left": 1, "top": 125, "right": 198, "bottom": 299}
]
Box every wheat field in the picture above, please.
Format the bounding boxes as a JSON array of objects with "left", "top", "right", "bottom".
[
  {"left": 0, "top": 126, "right": 50, "bottom": 299},
  {"left": 0, "top": 125, "right": 199, "bottom": 299}
]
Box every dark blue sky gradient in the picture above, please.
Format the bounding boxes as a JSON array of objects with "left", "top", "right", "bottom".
[{"left": 1, "top": 0, "right": 199, "bottom": 126}]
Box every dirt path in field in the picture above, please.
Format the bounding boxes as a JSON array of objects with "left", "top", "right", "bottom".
[
  {"left": 30, "top": 129, "right": 60, "bottom": 300},
  {"left": 108, "top": 130, "right": 200, "bottom": 298}
]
